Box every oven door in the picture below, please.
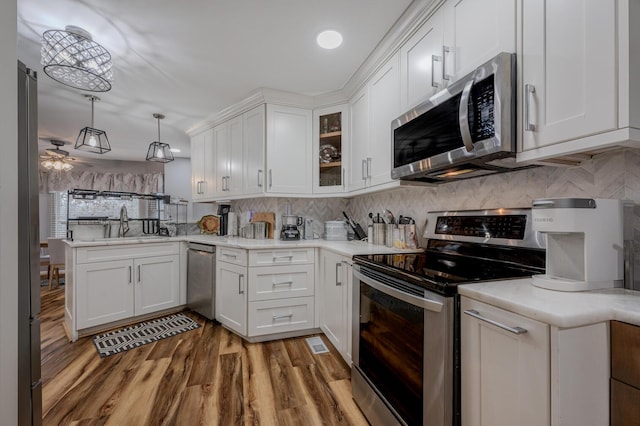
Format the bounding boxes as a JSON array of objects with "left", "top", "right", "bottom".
[{"left": 352, "top": 265, "right": 453, "bottom": 426}]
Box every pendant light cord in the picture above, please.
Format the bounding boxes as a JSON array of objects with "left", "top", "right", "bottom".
[{"left": 91, "top": 96, "right": 95, "bottom": 128}]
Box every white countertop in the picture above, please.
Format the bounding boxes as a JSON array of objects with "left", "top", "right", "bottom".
[
  {"left": 65, "top": 235, "right": 421, "bottom": 257},
  {"left": 459, "top": 278, "right": 640, "bottom": 328}
]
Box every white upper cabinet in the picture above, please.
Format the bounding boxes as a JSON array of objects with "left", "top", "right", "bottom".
[
  {"left": 369, "top": 55, "right": 401, "bottom": 187},
  {"left": 400, "top": 8, "right": 446, "bottom": 110},
  {"left": 519, "top": 0, "right": 617, "bottom": 157},
  {"left": 265, "top": 104, "right": 313, "bottom": 194},
  {"left": 442, "top": 0, "right": 516, "bottom": 83},
  {"left": 243, "top": 105, "right": 266, "bottom": 195},
  {"left": 349, "top": 87, "right": 369, "bottom": 192},
  {"left": 213, "top": 115, "right": 244, "bottom": 198},
  {"left": 349, "top": 53, "right": 401, "bottom": 192},
  {"left": 313, "top": 104, "right": 349, "bottom": 194},
  {"left": 190, "top": 128, "right": 215, "bottom": 200}
]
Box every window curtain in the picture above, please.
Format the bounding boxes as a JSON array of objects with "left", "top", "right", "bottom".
[{"left": 39, "top": 170, "right": 164, "bottom": 194}]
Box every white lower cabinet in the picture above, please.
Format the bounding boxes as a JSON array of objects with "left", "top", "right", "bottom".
[
  {"left": 461, "top": 296, "right": 550, "bottom": 426},
  {"left": 216, "top": 247, "right": 316, "bottom": 340},
  {"left": 134, "top": 255, "right": 180, "bottom": 316},
  {"left": 461, "top": 295, "right": 611, "bottom": 426},
  {"left": 73, "top": 244, "right": 181, "bottom": 332},
  {"left": 318, "top": 249, "right": 352, "bottom": 364},
  {"left": 215, "top": 259, "right": 247, "bottom": 336},
  {"left": 248, "top": 297, "right": 314, "bottom": 337},
  {"left": 76, "top": 259, "right": 134, "bottom": 329}
]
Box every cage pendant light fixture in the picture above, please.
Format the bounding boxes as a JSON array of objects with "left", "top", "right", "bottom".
[
  {"left": 146, "top": 113, "right": 174, "bottom": 163},
  {"left": 75, "top": 94, "right": 111, "bottom": 154},
  {"left": 41, "top": 25, "right": 113, "bottom": 92}
]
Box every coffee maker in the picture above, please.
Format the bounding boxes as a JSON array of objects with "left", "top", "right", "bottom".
[
  {"left": 281, "top": 215, "right": 303, "bottom": 240},
  {"left": 217, "top": 204, "right": 231, "bottom": 236}
]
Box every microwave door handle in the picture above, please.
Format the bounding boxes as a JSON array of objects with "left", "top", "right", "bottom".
[{"left": 459, "top": 79, "right": 475, "bottom": 152}]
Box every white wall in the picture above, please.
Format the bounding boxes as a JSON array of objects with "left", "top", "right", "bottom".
[
  {"left": 164, "top": 157, "right": 216, "bottom": 222},
  {"left": 0, "top": 0, "right": 19, "bottom": 423}
]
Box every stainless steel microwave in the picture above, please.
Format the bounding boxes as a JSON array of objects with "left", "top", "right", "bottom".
[{"left": 391, "top": 52, "right": 532, "bottom": 183}]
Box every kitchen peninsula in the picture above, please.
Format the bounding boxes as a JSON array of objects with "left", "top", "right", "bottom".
[{"left": 63, "top": 235, "right": 418, "bottom": 353}]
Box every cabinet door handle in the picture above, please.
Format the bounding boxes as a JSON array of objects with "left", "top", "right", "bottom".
[
  {"left": 137, "top": 265, "right": 141, "bottom": 283},
  {"left": 128, "top": 266, "right": 132, "bottom": 283},
  {"left": 222, "top": 176, "right": 227, "bottom": 191},
  {"left": 431, "top": 54, "right": 442, "bottom": 88},
  {"left": 268, "top": 169, "right": 273, "bottom": 189},
  {"left": 273, "top": 255, "right": 294, "bottom": 262},
  {"left": 258, "top": 169, "right": 263, "bottom": 188},
  {"left": 238, "top": 274, "right": 245, "bottom": 294},
  {"left": 459, "top": 79, "right": 475, "bottom": 152},
  {"left": 463, "top": 309, "right": 528, "bottom": 335},
  {"left": 335, "top": 262, "right": 342, "bottom": 286},
  {"left": 442, "top": 46, "right": 451, "bottom": 81},
  {"left": 366, "top": 157, "right": 372, "bottom": 179},
  {"left": 361, "top": 159, "right": 367, "bottom": 181},
  {"left": 525, "top": 84, "right": 536, "bottom": 132},
  {"left": 272, "top": 313, "right": 293, "bottom": 321}
]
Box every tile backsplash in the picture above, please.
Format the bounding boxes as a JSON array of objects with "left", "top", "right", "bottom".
[{"left": 227, "top": 149, "right": 640, "bottom": 247}]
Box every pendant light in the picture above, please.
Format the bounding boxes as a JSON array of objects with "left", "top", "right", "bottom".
[
  {"left": 146, "top": 113, "right": 174, "bottom": 163},
  {"left": 75, "top": 94, "right": 111, "bottom": 154},
  {"left": 41, "top": 25, "right": 113, "bottom": 92}
]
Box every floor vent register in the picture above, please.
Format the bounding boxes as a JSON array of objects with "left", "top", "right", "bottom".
[{"left": 306, "top": 336, "right": 329, "bottom": 354}]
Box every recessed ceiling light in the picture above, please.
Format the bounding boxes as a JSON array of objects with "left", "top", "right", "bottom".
[
  {"left": 170, "top": 148, "right": 181, "bottom": 153},
  {"left": 316, "top": 30, "right": 343, "bottom": 49}
]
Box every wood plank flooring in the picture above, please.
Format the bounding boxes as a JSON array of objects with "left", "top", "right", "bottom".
[{"left": 40, "top": 287, "right": 369, "bottom": 425}]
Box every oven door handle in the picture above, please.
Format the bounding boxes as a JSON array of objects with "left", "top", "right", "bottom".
[{"left": 353, "top": 269, "right": 443, "bottom": 313}]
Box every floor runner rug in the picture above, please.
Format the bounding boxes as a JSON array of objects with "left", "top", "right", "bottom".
[{"left": 93, "top": 313, "right": 200, "bottom": 357}]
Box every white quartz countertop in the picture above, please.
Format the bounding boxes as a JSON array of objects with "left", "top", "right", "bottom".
[
  {"left": 65, "top": 235, "right": 421, "bottom": 257},
  {"left": 459, "top": 279, "right": 640, "bottom": 328}
]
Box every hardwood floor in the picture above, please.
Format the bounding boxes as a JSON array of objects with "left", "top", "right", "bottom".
[{"left": 40, "top": 287, "right": 368, "bottom": 425}]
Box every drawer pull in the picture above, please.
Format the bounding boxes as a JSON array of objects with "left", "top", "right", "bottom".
[
  {"left": 272, "top": 280, "right": 293, "bottom": 287},
  {"left": 224, "top": 254, "right": 237, "bottom": 259},
  {"left": 273, "top": 255, "right": 294, "bottom": 261},
  {"left": 464, "top": 309, "right": 528, "bottom": 335},
  {"left": 272, "top": 313, "right": 293, "bottom": 321}
]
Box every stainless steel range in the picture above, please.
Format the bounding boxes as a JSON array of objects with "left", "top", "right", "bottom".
[{"left": 351, "top": 208, "right": 546, "bottom": 426}]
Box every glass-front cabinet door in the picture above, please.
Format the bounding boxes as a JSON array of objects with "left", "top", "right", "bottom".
[{"left": 313, "top": 104, "right": 349, "bottom": 194}]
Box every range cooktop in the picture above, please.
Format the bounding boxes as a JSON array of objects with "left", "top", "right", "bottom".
[{"left": 353, "top": 208, "right": 546, "bottom": 296}]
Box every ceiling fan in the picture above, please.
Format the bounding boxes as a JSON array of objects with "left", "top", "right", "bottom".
[{"left": 39, "top": 140, "right": 78, "bottom": 171}]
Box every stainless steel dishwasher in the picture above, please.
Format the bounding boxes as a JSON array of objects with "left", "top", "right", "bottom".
[{"left": 187, "top": 243, "right": 216, "bottom": 320}]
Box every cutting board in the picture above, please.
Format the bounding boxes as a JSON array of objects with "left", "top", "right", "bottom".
[{"left": 252, "top": 212, "right": 276, "bottom": 239}]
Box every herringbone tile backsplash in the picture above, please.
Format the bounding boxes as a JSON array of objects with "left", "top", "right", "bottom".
[{"left": 230, "top": 149, "right": 640, "bottom": 246}]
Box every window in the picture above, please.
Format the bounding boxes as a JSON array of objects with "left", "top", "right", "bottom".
[{"left": 49, "top": 191, "right": 67, "bottom": 238}]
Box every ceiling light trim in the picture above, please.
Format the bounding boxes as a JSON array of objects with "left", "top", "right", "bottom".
[{"left": 316, "top": 30, "right": 343, "bottom": 49}]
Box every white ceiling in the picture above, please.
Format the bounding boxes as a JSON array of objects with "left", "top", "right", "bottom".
[{"left": 17, "top": 0, "right": 414, "bottom": 162}]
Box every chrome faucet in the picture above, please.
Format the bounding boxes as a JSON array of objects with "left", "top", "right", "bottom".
[{"left": 118, "top": 205, "right": 130, "bottom": 237}]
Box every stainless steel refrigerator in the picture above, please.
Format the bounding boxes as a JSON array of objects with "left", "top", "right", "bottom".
[{"left": 17, "top": 60, "right": 42, "bottom": 426}]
